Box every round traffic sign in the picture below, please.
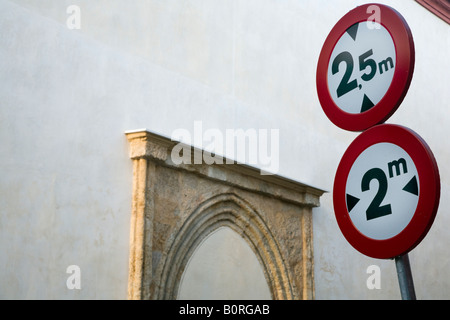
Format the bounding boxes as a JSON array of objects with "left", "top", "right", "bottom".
[
  {"left": 333, "top": 124, "right": 440, "bottom": 259},
  {"left": 316, "top": 4, "right": 415, "bottom": 131}
]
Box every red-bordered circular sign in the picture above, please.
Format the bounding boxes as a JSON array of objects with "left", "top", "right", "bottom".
[
  {"left": 316, "top": 4, "right": 415, "bottom": 131},
  {"left": 333, "top": 124, "right": 440, "bottom": 259}
]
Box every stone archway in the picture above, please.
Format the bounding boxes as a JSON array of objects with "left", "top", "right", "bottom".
[{"left": 125, "top": 129, "right": 325, "bottom": 300}]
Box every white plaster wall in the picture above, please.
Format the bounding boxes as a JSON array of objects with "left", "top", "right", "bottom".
[{"left": 0, "top": 0, "right": 448, "bottom": 299}]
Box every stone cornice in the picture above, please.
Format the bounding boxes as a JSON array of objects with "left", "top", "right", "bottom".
[{"left": 125, "top": 129, "right": 326, "bottom": 208}]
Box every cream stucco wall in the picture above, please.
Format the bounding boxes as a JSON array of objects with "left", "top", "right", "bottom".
[{"left": 0, "top": 0, "right": 449, "bottom": 299}]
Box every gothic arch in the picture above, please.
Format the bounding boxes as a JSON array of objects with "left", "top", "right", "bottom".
[{"left": 155, "top": 193, "right": 294, "bottom": 299}]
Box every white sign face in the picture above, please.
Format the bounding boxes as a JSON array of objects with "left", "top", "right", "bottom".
[
  {"left": 345, "top": 143, "right": 419, "bottom": 240},
  {"left": 327, "top": 22, "right": 396, "bottom": 114}
]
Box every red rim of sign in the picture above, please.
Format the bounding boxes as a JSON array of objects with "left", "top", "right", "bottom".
[
  {"left": 316, "top": 4, "right": 415, "bottom": 132},
  {"left": 333, "top": 124, "right": 440, "bottom": 259}
]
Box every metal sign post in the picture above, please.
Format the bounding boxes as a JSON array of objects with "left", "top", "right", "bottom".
[{"left": 395, "top": 254, "right": 416, "bottom": 300}]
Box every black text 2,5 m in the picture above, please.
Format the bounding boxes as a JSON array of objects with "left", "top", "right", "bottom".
[{"left": 332, "top": 50, "right": 394, "bottom": 98}]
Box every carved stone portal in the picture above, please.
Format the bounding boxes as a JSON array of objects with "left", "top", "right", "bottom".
[{"left": 125, "top": 129, "right": 325, "bottom": 300}]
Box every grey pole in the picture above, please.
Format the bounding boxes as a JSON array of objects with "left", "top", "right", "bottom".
[{"left": 395, "top": 253, "right": 416, "bottom": 300}]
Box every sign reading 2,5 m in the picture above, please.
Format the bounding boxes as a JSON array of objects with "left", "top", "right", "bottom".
[
  {"left": 328, "top": 22, "right": 396, "bottom": 115},
  {"left": 332, "top": 48, "right": 394, "bottom": 99},
  {"left": 316, "top": 4, "right": 415, "bottom": 132}
]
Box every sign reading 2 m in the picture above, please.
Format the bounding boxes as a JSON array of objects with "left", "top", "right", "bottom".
[
  {"left": 347, "top": 156, "right": 418, "bottom": 222},
  {"left": 342, "top": 140, "right": 421, "bottom": 243},
  {"left": 333, "top": 124, "right": 440, "bottom": 259}
]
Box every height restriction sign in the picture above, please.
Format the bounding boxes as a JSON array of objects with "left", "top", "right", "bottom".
[
  {"left": 333, "top": 124, "right": 440, "bottom": 259},
  {"left": 316, "top": 4, "right": 415, "bottom": 131}
]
